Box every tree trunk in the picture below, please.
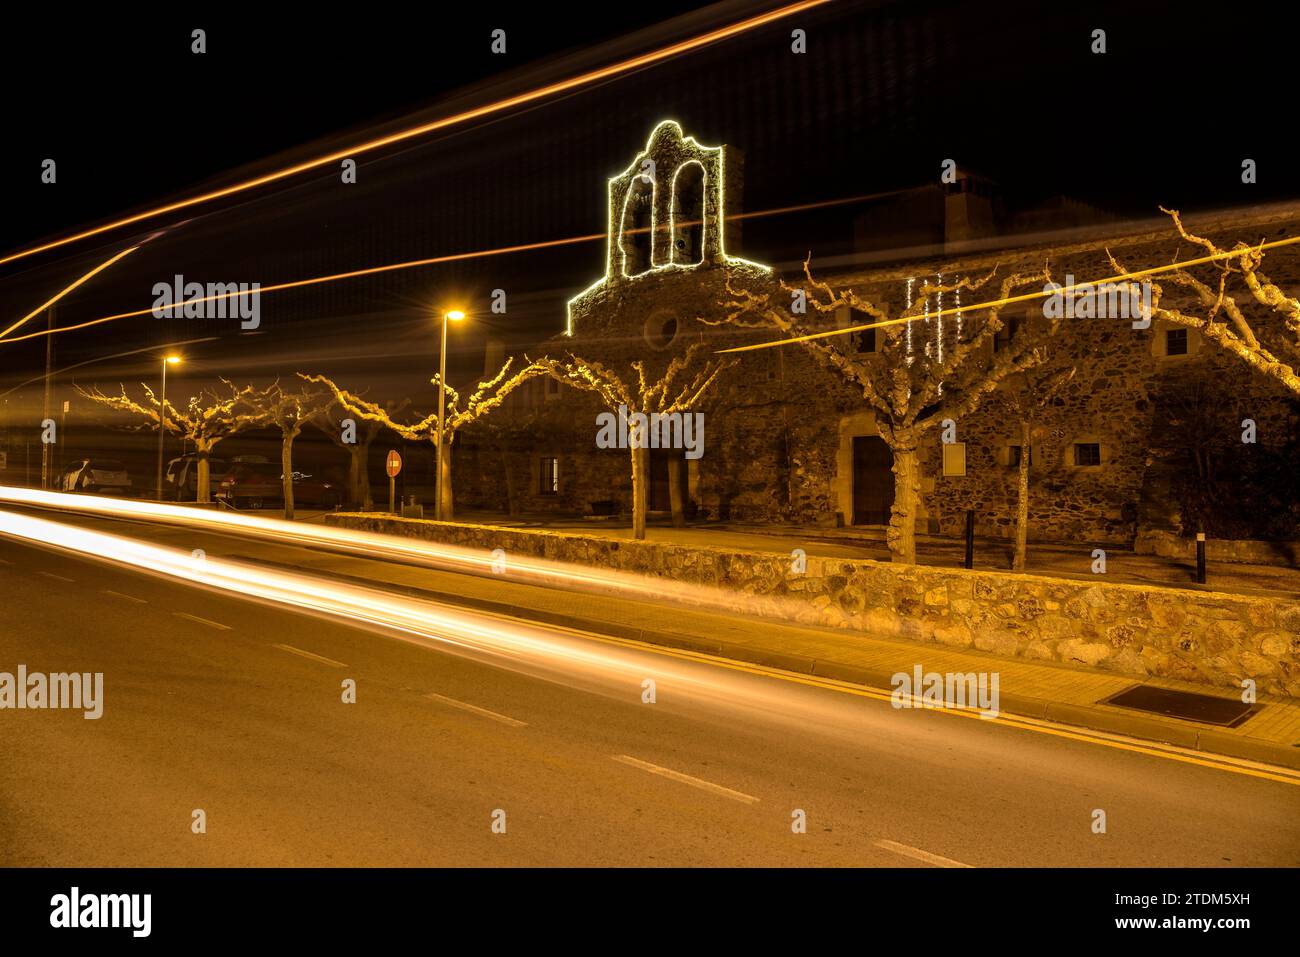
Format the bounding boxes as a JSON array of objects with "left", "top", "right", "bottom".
[
  {"left": 668, "top": 455, "right": 686, "bottom": 528},
  {"left": 500, "top": 443, "right": 518, "bottom": 517},
  {"left": 438, "top": 437, "right": 453, "bottom": 520},
  {"left": 887, "top": 439, "right": 921, "bottom": 564},
  {"left": 1013, "top": 418, "right": 1031, "bottom": 572},
  {"left": 359, "top": 438, "right": 375, "bottom": 510},
  {"left": 196, "top": 445, "right": 211, "bottom": 504},
  {"left": 631, "top": 444, "right": 649, "bottom": 540},
  {"left": 281, "top": 431, "right": 296, "bottom": 520},
  {"left": 348, "top": 444, "right": 368, "bottom": 509}
]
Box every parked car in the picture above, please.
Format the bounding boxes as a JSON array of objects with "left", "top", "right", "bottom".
[
  {"left": 216, "top": 462, "right": 341, "bottom": 509},
  {"left": 59, "top": 458, "right": 132, "bottom": 495},
  {"left": 164, "top": 454, "right": 229, "bottom": 501}
]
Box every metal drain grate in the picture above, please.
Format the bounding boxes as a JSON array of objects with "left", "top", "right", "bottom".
[{"left": 1102, "top": 685, "right": 1259, "bottom": 728}]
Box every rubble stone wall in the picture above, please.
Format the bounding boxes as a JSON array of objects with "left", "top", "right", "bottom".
[{"left": 326, "top": 513, "right": 1300, "bottom": 696}]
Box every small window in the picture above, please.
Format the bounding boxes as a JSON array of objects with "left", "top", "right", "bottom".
[
  {"left": 1074, "top": 443, "right": 1101, "bottom": 467},
  {"left": 850, "top": 308, "right": 876, "bottom": 352},
  {"left": 993, "top": 318, "right": 1021, "bottom": 353},
  {"left": 538, "top": 457, "right": 559, "bottom": 495},
  {"left": 1008, "top": 445, "right": 1032, "bottom": 467},
  {"left": 1165, "top": 328, "right": 1188, "bottom": 356},
  {"left": 544, "top": 377, "right": 560, "bottom": 398},
  {"left": 942, "top": 442, "right": 967, "bottom": 477}
]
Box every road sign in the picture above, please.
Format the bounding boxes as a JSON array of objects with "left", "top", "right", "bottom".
[{"left": 385, "top": 450, "right": 402, "bottom": 478}]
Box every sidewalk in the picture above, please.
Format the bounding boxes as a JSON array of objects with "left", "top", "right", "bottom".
[
  {"left": 237, "top": 526, "right": 1300, "bottom": 771},
  {"left": 439, "top": 509, "right": 1300, "bottom": 599}
]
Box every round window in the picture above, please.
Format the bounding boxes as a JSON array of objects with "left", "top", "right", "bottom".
[{"left": 645, "top": 313, "right": 679, "bottom": 350}]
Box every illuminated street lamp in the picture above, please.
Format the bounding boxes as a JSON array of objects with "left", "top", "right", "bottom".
[
  {"left": 156, "top": 354, "right": 181, "bottom": 501},
  {"left": 435, "top": 309, "right": 465, "bottom": 521}
]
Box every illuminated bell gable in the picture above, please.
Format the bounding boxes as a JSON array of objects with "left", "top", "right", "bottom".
[{"left": 566, "top": 120, "right": 769, "bottom": 337}]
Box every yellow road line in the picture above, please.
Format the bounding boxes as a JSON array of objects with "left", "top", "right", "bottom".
[{"left": 455, "top": 610, "right": 1300, "bottom": 788}]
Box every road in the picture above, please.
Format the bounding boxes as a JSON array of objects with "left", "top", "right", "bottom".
[{"left": 1, "top": 503, "right": 1298, "bottom": 867}]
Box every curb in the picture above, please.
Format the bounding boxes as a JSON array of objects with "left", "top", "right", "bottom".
[{"left": 230, "top": 552, "right": 1300, "bottom": 773}]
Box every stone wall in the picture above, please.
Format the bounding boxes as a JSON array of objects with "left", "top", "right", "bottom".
[{"left": 326, "top": 513, "right": 1300, "bottom": 697}]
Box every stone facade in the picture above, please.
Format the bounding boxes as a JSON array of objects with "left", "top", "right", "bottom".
[
  {"left": 454, "top": 122, "right": 1300, "bottom": 549},
  {"left": 327, "top": 513, "right": 1300, "bottom": 697}
]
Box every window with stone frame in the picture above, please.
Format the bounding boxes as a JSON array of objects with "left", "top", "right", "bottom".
[
  {"left": 538, "top": 456, "right": 559, "bottom": 495},
  {"left": 1007, "top": 444, "right": 1033, "bottom": 467},
  {"left": 992, "top": 316, "right": 1022, "bottom": 352},
  {"left": 850, "top": 307, "right": 876, "bottom": 352},
  {"left": 1073, "top": 442, "right": 1102, "bottom": 467}
]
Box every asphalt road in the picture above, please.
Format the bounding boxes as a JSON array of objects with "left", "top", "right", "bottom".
[{"left": 2, "top": 509, "right": 1298, "bottom": 867}]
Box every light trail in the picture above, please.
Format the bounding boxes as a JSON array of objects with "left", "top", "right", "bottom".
[
  {"left": 716, "top": 232, "right": 1300, "bottom": 354},
  {"left": 0, "top": 242, "right": 146, "bottom": 340},
  {"left": 0, "top": 0, "right": 830, "bottom": 270},
  {"left": 0, "top": 485, "right": 762, "bottom": 616},
  {"left": 4, "top": 502, "right": 1298, "bottom": 786},
  {"left": 0, "top": 335, "right": 221, "bottom": 401},
  {"left": 0, "top": 190, "right": 905, "bottom": 349}
]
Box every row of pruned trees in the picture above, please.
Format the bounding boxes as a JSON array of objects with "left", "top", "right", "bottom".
[
  {"left": 74, "top": 379, "right": 382, "bottom": 519},
  {"left": 709, "top": 207, "right": 1300, "bottom": 566},
  {"left": 75, "top": 210, "right": 1300, "bottom": 555}
]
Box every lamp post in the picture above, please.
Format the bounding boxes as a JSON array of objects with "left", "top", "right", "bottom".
[
  {"left": 435, "top": 309, "right": 465, "bottom": 521},
  {"left": 156, "top": 354, "right": 181, "bottom": 500}
]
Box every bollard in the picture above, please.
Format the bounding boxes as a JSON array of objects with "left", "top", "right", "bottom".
[{"left": 1196, "top": 531, "right": 1206, "bottom": 584}]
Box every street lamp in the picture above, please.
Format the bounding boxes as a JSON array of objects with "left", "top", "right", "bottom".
[
  {"left": 156, "top": 354, "right": 181, "bottom": 501},
  {"left": 435, "top": 309, "right": 465, "bottom": 521}
]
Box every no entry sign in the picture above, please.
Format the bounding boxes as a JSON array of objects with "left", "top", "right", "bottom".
[{"left": 385, "top": 450, "right": 402, "bottom": 478}]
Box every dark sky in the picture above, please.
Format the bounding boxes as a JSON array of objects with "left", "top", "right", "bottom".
[{"left": 2, "top": 0, "right": 1296, "bottom": 402}]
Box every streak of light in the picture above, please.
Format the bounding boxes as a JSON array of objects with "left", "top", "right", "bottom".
[
  {"left": 0, "top": 336, "right": 221, "bottom": 401},
  {"left": 0, "top": 0, "right": 830, "bottom": 269},
  {"left": 716, "top": 233, "right": 1300, "bottom": 354},
  {"left": 0, "top": 485, "right": 762, "bottom": 614},
  {"left": 0, "top": 242, "right": 146, "bottom": 340},
  {"left": 4, "top": 501, "right": 1300, "bottom": 786},
  {"left": 0, "top": 505, "right": 813, "bottom": 721},
  {"left": 0, "top": 190, "right": 906, "bottom": 349}
]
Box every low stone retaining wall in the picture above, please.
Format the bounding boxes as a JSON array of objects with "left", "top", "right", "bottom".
[
  {"left": 1135, "top": 529, "right": 1300, "bottom": 567},
  {"left": 328, "top": 513, "right": 1300, "bottom": 696}
]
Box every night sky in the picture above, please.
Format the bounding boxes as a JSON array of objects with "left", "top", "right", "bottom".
[{"left": 1, "top": 0, "right": 1295, "bottom": 403}]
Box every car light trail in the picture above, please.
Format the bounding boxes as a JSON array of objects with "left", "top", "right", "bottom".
[
  {"left": 0, "top": 485, "right": 785, "bottom": 622},
  {"left": 0, "top": 0, "right": 830, "bottom": 270},
  {"left": 0, "top": 190, "right": 905, "bottom": 349},
  {"left": 7, "top": 503, "right": 1300, "bottom": 787},
  {"left": 0, "top": 506, "right": 859, "bottom": 727}
]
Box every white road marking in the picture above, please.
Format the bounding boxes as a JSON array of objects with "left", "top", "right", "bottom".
[
  {"left": 101, "top": 589, "right": 147, "bottom": 604},
  {"left": 273, "top": 643, "right": 346, "bottom": 668},
  {"left": 874, "top": 839, "right": 972, "bottom": 868},
  {"left": 424, "top": 692, "right": 527, "bottom": 727},
  {"left": 37, "top": 571, "right": 74, "bottom": 582},
  {"left": 172, "top": 612, "right": 232, "bottom": 631},
  {"left": 612, "top": 754, "right": 759, "bottom": 805}
]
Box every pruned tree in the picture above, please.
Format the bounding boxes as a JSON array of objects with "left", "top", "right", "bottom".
[
  {"left": 300, "top": 358, "right": 543, "bottom": 519},
  {"left": 245, "top": 382, "right": 329, "bottom": 519},
  {"left": 531, "top": 342, "right": 736, "bottom": 540},
  {"left": 1109, "top": 207, "right": 1300, "bottom": 395},
  {"left": 996, "top": 362, "right": 1075, "bottom": 571},
  {"left": 714, "top": 257, "right": 1055, "bottom": 563},
  {"left": 310, "top": 393, "right": 408, "bottom": 510},
  {"left": 74, "top": 379, "right": 263, "bottom": 503}
]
